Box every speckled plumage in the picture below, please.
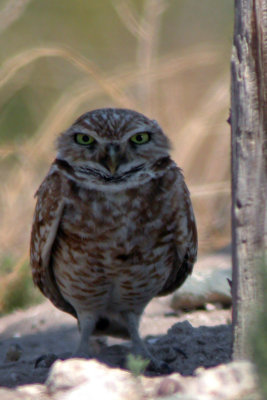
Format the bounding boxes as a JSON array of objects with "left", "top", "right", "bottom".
[{"left": 30, "top": 108, "right": 197, "bottom": 370}]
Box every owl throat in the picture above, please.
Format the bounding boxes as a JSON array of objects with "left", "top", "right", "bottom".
[
  {"left": 55, "top": 156, "right": 171, "bottom": 188},
  {"left": 77, "top": 162, "right": 145, "bottom": 183}
]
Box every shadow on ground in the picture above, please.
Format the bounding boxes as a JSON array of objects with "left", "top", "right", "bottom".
[{"left": 0, "top": 320, "right": 232, "bottom": 388}]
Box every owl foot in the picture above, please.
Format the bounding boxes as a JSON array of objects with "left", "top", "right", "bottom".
[
  {"left": 73, "top": 339, "right": 95, "bottom": 359},
  {"left": 122, "top": 312, "right": 173, "bottom": 374},
  {"left": 34, "top": 349, "right": 94, "bottom": 368},
  {"left": 34, "top": 352, "right": 71, "bottom": 368},
  {"left": 34, "top": 353, "right": 58, "bottom": 368},
  {"left": 147, "top": 358, "right": 173, "bottom": 374},
  {"left": 72, "top": 349, "right": 94, "bottom": 359}
]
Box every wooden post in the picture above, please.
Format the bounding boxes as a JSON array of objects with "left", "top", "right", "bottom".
[{"left": 231, "top": 0, "right": 267, "bottom": 360}]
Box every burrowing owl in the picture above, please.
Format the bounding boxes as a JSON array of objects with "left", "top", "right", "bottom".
[{"left": 30, "top": 108, "right": 197, "bottom": 371}]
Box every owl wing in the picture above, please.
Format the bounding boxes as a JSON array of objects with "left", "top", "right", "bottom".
[
  {"left": 30, "top": 169, "right": 77, "bottom": 318},
  {"left": 157, "top": 176, "right": 198, "bottom": 296}
]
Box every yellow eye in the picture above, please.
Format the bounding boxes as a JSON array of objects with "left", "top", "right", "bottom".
[
  {"left": 130, "top": 132, "right": 150, "bottom": 144},
  {"left": 75, "top": 133, "right": 95, "bottom": 145}
]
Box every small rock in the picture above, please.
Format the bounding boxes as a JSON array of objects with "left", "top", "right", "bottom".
[
  {"left": 17, "top": 384, "right": 47, "bottom": 398},
  {"left": 192, "top": 361, "right": 258, "bottom": 399},
  {"left": 205, "top": 303, "right": 216, "bottom": 311},
  {"left": 157, "top": 377, "right": 183, "bottom": 396},
  {"left": 0, "top": 387, "right": 33, "bottom": 400},
  {"left": 171, "top": 268, "right": 232, "bottom": 310},
  {"left": 46, "top": 359, "right": 140, "bottom": 400}
]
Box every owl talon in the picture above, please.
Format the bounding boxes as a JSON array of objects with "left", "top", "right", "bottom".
[
  {"left": 34, "top": 352, "right": 72, "bottom": 368},
  {"left": 72, "top": 350, "right": 94, "bottom": 359},
  {"left": 34, "top": 353, "right": 58, "bottom": 368},
  {"left": 147, "top": 358, "right": 173, "bottom": 374},
  {"left": 153, "top": 360, "right": 173, "bottom": 374}
]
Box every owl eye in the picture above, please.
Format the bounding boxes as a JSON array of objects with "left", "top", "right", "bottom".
[
  {"left": 75, "top": 133, "right": 95, "bottom": 145},
  {"left": 130, "top": 132, "right": 150, "bottom": 144}
]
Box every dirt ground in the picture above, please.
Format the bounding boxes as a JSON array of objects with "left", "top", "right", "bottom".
[{"left": 0, "top": 252, "right": 232, "bottom": 388}]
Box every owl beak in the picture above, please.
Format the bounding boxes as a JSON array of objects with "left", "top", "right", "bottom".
[{"left": 105, "top": 144, "right": 120, "bottom": 175}]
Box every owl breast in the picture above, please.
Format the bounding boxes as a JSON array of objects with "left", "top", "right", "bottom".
[{"left": 52, "top": 177, "right": 177, "bottom": 315}]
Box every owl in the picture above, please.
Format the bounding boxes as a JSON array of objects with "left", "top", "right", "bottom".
[{"left": 30, "top": 108, "right": 197, "bottom": 372}]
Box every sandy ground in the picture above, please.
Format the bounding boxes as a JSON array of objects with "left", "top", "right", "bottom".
[{"left": 0, "top": 252, "right": 232, "bottom": 388}]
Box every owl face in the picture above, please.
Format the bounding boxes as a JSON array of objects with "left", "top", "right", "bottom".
[{"left": 56, "top": 108, "right": 170, "bottom": 187}]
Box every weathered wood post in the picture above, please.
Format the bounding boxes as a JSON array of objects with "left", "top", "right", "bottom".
[{"left": 231, "top": 0, "right": 267, "bottom": 360}]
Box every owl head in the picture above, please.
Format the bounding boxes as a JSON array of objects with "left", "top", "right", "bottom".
[{"left": 56, "top": 108, "right": 171, "bottom": 188}]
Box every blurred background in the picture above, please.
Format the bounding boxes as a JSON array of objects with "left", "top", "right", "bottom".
[{"left": 0, "top": 0, "right": 233, "bottom": 313}]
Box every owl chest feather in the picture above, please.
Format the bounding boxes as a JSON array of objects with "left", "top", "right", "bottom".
[
  {"left": 52, "top": 177, "right": 177, "bottom": 311},
  {"left": 61, "top": 184, "right": 173, "bottom": 265}
]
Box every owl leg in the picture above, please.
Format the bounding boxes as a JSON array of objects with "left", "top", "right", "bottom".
[
  {"left": 122, "top": 311, "right": 170, "bottom": 373},
  {"left": 74, "top": 313, "right": 97, "bottom": 358}
]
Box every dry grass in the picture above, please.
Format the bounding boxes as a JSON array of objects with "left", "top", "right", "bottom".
[
  {"left": 0, "top": 0, "right": 33, "bottom": 34},
  {"left": 0, "top": 0, "right": 231, "bottom": 313}
]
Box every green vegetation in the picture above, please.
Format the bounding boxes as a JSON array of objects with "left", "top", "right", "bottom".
[
  {"left": 0, "top": 256, "right": 42, "bottom": 314},
  {"left": 126, "top": 354, "right": 150, "bottom": 377}
]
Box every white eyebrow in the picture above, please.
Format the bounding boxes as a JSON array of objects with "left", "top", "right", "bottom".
[
  {"left": 69, "top": 126, "right": 103, "bottom": 142},
  {"left": 122, "top": 126, "right": 154, "bottom": 142}
]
